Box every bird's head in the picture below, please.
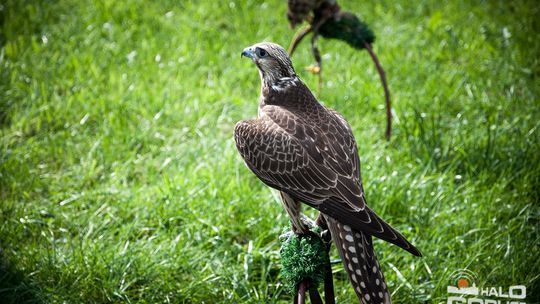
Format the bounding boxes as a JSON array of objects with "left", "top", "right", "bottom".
[{"left": 241, "top": 42, "right": 297, "bottom": 87}]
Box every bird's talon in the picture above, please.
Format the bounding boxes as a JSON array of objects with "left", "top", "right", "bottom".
[
  {"left": 279, "top": 230, "right": 295, "bottom": 242},
  {"left": 320, "top": 229, "right": 332, "bottom": 244}
]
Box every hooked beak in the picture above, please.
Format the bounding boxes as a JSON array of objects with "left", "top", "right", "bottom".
[{"left": 241, "top": 47, "right": 255, "bottom": 59}]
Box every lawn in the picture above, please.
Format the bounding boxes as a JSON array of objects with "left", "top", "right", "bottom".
[{"left": 1, "top": 0, "right": 539, "bottom": 303}]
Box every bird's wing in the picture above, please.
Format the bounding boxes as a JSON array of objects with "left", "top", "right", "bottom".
[
  {"left": 262, "top": 104, "right": 366, "bottom": 210},
  {"left": 266, "top": 105, "right": 420, "bottom": 256},
  {"left": 234, "top": 115, "right": 337, "bottom": 205},
  {"left": 234, "top": 106, "right": 421, "bottom": 256}
]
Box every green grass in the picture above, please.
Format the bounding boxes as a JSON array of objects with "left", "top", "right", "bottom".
[{"left": 1, "top": 0, "right": 539, "bottom": 303}]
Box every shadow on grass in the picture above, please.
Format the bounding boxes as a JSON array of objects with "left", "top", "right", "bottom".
[{"left": 0, "top": 252, "right": 45, "bottom": 304}]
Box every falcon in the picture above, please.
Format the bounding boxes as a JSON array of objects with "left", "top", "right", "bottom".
[{"left": 234, "top": 42, "right": 421, "bottom": 304}]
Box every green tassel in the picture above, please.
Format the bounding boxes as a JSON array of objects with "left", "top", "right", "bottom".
[
  {"left": 279, "top": 229, "right": 328, "bottom": 293},
  {"left": 319, "top": 12, "right": 376, "bottom": 49}
]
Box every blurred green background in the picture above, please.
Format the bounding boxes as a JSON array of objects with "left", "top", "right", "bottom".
[{"left": 1, "top": 0, "right": 539, "bottom": 303}]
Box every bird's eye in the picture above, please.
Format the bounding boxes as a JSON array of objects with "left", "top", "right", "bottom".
[{"left": 256, "top": 48, "right": 268, "bottom": 57}]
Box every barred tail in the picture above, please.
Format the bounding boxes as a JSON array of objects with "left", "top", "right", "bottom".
[{"left": 325, "top": 215, "right": 391, "bottom": 304}]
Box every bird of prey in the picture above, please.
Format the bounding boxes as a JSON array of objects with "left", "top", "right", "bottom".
[{"left": 235, "top": 42, "right": 420, "bottom": 304}]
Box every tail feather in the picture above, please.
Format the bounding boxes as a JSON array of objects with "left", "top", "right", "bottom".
[
  {"left": 325, "top": 215, "right": 391, "bottom": 304},
  {"left": 319, "top": 201, "right": 422, "bottom": 257}
]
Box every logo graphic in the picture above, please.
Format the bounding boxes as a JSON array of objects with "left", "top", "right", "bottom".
[
  {"left": 446, "top": 269, "right": 527, "bottom": 304},
  {"left": 447, "top": 269, "right": 479, "bottom": 296}
]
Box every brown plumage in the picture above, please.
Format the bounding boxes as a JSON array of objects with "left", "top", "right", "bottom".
[{"left": 235, "top": 42, "right": 420, "bottom": 304}]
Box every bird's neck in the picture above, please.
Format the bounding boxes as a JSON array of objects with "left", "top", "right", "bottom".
[
  {"left": 259, "top": 76, "right": 320, "bottom": 114},
  {"left": 260, "top": 75, "right": 300, "bottom": 99}
]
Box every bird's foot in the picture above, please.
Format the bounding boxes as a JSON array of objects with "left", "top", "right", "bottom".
[
  {"left": 280, "top": 215, "right": 320, "bottom": 240},
  {"left": 279, "top": 230, "right": 295, "bottom": 242}
]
